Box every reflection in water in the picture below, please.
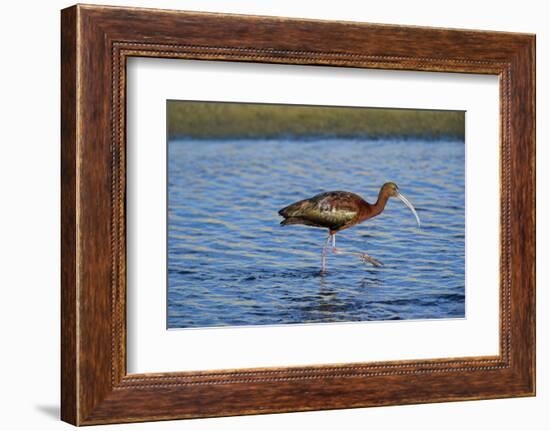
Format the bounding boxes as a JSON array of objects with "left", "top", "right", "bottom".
[{"left": 167, "top": 138, "right": 465, "bottom": 328}]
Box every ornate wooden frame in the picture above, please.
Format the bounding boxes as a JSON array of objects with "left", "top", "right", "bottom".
[{"left": 61, "top": 4, "right": 535, "bottom": 425}]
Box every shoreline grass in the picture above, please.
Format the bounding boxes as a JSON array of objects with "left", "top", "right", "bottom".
[{"left": 167, "top": 101, "right": 465, "bottom": 140}]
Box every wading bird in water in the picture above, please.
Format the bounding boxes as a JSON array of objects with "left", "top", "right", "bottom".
[{"left": 278, "top": 182, "right": 420, "bottom": 273}]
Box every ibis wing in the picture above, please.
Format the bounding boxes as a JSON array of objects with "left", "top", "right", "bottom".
[
  {"left": 280, "top": 191, "right": 361, "bottom": 230},
  {"left": 310, "top": 192, "right": 359, "bottom": 228}
]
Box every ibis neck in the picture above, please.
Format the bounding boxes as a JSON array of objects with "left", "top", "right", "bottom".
[{"left": 372, "top": 190, "right": 391, "bottom": 216}]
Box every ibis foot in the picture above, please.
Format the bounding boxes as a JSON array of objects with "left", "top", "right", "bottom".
[
  {"left": 359, "top": 254, "right": 383, "bottom": 268},
  {"left": 332, "top": 247, "right": 383, "bottom": 268}
]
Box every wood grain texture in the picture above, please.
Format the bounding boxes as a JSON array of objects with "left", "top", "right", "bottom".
[
  {"left": 60, "top": 4, "right": 536, "bottom": 425},
  {"left": 60, "top": 6, "right": 78, "bottom": 425}
]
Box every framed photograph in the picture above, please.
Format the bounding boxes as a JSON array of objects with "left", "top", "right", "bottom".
[{"left": 61, "top": 4, "right": 535, "bottom": 425}]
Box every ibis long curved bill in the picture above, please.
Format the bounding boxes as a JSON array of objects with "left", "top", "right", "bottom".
[{"left": 396, "top": 192, "right": 421, "bottom": 227}]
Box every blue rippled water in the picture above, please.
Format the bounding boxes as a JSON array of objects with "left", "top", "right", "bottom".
[{"left": 167, "top": 138, "right": 465, "bottom": 329}]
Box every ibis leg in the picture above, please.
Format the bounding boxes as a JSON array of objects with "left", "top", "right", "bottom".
[
  {"left": 331, "top": 234, "right": 383, "bottom": 267},
  {"left": 321, "top": 233, "right": 331, "bottom": 273}
]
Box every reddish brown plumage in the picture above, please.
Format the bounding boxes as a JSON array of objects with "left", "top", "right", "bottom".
[{"left": 279, "top": 184, "right": 395, "bottom": 234}]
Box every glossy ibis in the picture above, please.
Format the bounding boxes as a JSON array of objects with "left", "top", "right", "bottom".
[{"left": 278, "top": 182, "right": 420, "bottom": 272}]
